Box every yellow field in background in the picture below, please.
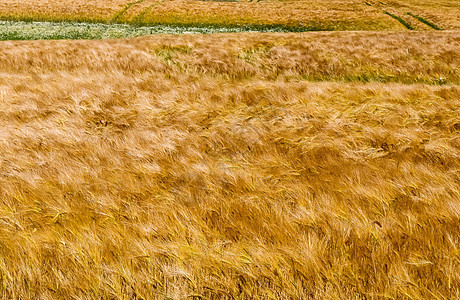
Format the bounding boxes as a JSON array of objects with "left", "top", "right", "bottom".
[
  {"left": 0, "top": 32, "right": 458, "bottom": 299},
  {"left": 0, "top": 0, "right": 127, "bottom": 23},
  {"left": 1, "top": 0, "right": 459, "bottom": 30}
]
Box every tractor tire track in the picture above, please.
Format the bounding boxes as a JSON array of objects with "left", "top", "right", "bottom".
[
  {"left": 132, "top": 0, "right": 164, "bottom": 25},
  {"left": 383, "top": 11, "right": 414, "bottom": 30},
  {"left": 363, "top": 1, "right": 413, "bottom": 30},
  {"left": 365, "top": 1, "right": 438, "bottom": 31},
  {"left": 407, "top": 12, "right": 442, "bottom": 30},
  {"left": 111, "top": 0, "right": 147, "bottom": 23}
]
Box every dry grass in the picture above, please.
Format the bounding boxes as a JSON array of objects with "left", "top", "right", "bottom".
[
  {"left": 1, "top": 0, "right": 460, "bottom": 30},
  {"left": 0, "top": 31, "right": 459, "bottom": 299}
]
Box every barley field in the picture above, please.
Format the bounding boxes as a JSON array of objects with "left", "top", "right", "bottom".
[
  {"left": 1, "top": 0, "right": 460, "bottom": 299},
  {"left": 0, "top": 31, "right": 459, "bottom": 299},
  {"left": 1, "top": 0, "right": 460, "bottom": 30}
]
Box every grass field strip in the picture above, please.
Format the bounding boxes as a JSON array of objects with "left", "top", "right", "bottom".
[{"left": 0, "top": 20, "right": 294, "bottom": 40}]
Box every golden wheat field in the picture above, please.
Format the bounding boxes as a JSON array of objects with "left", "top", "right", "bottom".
[
  {"left": 1, "top": 0, "right": 460, "bottom": 30},
  {"left": 0, "top": 31, "right": 458, "bottom": 299}
]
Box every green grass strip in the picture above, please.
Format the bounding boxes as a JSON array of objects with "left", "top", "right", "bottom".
[
  {"left": 384, "top": 11, "right": 414, "bottom": 30},
  {"left": 407, "top": 12, "right": 441, "bottom": 30},
  {"left": 0, "top": 20, "right": 335, "bottom": 41}
]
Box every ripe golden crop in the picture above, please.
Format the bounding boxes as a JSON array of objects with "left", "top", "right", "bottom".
[
  {"left": 0, "top": 31, "right": 458, "bottom": 299},
  {"left": 0, "top": 0, "right": 459, "bottom": 30}
]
